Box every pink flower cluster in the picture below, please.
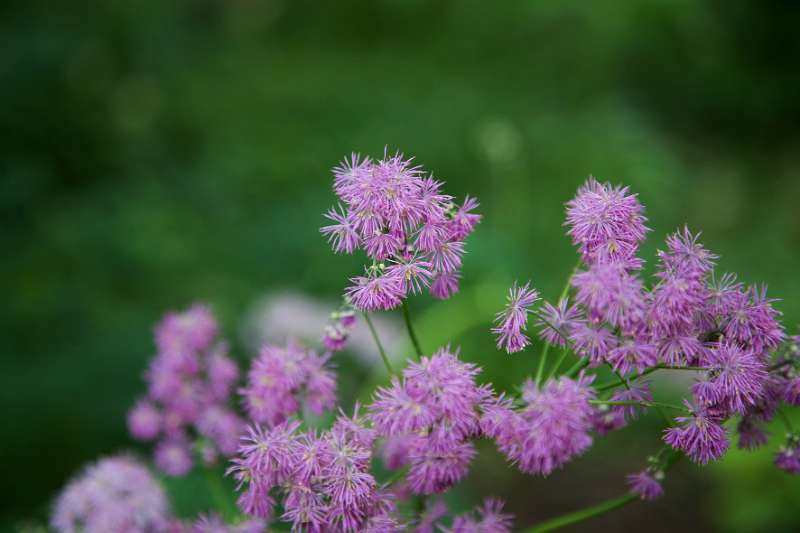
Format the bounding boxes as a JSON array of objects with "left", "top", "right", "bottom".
[
  {"left": 240, "top": 340, "right": 336, "bottom": 426},
  {"left": 321, "top": 151, "right": 480, "bottom": 309},
  {"left": 127, "top": 304, "right": 244, "bottom": 476},
  {"left": 227, "top": 410, "right": 401, "bottom": 532}
]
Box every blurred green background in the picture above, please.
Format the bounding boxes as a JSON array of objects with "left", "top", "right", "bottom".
[{"left": 3, "top": 0, "right": 800, "bottom": 531}]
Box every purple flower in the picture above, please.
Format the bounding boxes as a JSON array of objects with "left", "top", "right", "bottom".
[
  {"left": 572, "top": 263, "right": 645, "bottom": 330},
  {"left": 593, "top": 383, "right": 651, "bottom": 434},
  {"left": 448, "top": 196, "right": 482, "bottom": 240},
  {"left": 693, "top": 342, "right": 767, "bottom": 415},
  {"left": 444, "top": 498, "right": 513, "bottom": 533},
  {"left": 705, "top": 272, "right": 744, "bottom": 318},
  {"left": 207, "top": 347, "right": 240, "bottom": 402},
  {"left": 155, "top": 438, "right": 194, "bottom": 477},
  {"left": 775, "top": 436, "right": 800, "bottom": 474},
  {"left": 385, "top": 257, "right": 433, "bottom": 295},
  {"left": 430, "top": 271, "right": 460, "bottom": 300},
  {"left": 723, "top": 285, "right": 785, "bottom": 356},
  {"left": 658, "top": 226, "right": 717, "bottom": 276},
  {"left": 737, "top": 415, "right": 769, "bottom": 450},
  {"left": 196, "top": 405, "right": 245, "bottom": 456},
  {"left": 663, "top": 403, "right": 728, "bottom": 464},
  {"left": 656, "top": 332, "right": 705, "bottom": 367},
  {"left": 783, "top": 377, "right": 800, "bottom": 406},
  {"left": 535, "top": 298, "right": 582, "bottom": 347},
  {"left": 155, "top": 303, "right": 218, "bottom": 356},
  {"left": 346, "top": 273, "right": 404, "bottom": 311},
  {"left": 626, "top": 470, "right": 663, "bottom": 500},
  {"left": 51, "top": 456, "right": 168, "bottom": 533},
  {"left": 321, "top": 206, "right": 360, "bottom": 254},
  {"left": 414, "top": 500, "right": 448, "bottom": 533},
  {"left": 569, "top": 322, "right": 617, "bottom": 366},
  {"left": 492, "top": 281, "right": 540, "bottom": 353},
  {"left": 607, "top": 339, "right": 658, "bottom": 375},
  {"left": 323, "top": 309, "right": 356, "bottom": 352},
  {"left": 241, "top": 342, "right": 336, "bottom": 426},
  {"left": 381, "top": 434, "right": 417, "bottom": 470},
  {"left": 495, "top": 375, "right": 595, "bottom": 476},
  {"left": 127, "top": 399, "right": 161, "bottom": 441},
  {"left": 565, "top": 177, "right": 649, "bottom": 267},
  {"left": 406, "top": 438, "right": 476, "bottom": 495}
]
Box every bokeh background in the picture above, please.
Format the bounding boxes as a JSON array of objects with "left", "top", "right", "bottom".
[{"left": 3, "top": 0, "right": 800, "bottom": 531}]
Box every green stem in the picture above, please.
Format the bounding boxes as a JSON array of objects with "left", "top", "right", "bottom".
[
  {"left": 778, "top": 408, "right": 794, "bottom": 433},
  {"left": 535, "top": 259, "right": 581, "bottom": 387},
  {"left": 565, "top": 357, "right": 590, "bottom": 378},
  {"left": 589, "top": 399, "right": 690, "bottom": 412},
  {"left": 594, "top": 365, "right": 708, "bottom": 392},
  {"left": 546, "top": 347, "right": 570, "bottom": 381},
  {"left": 524, "top": 493, "right": 638, "bottom": 533},
  {"left": 204, "top": 467, "right": 235, "bottom": 521},
  {"left": 401, "top": 300, "right": 424, "bottom": 359},
  {"left": 363, "top": 312, "right": 394, "bottom": 374}
]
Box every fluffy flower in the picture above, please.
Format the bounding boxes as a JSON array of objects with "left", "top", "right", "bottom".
[
  {"left": 564, "top": 177, "right": 649, "bottom": 267},
  {"left": 346, "top": 273, "right": 404, "bottom": 311},
  {"left": 572, "top": 263, "right": 645, "bottom": 330},
  {"left": 127, "top": 400, "right": 161, "bottom": 441},
  {"left": 51, "top": 456, "right": 168, "bottom": 533},
  {"left": 626, "top": 470, "right": 663, "bottom": 501},
  {"left": 569, "top": 322, "right": 617, "bottom": 366},
  {"left": 535, "top": 298, "right": 582, "bottom": 347},
  {"left": 155, "top": 438, "right": 193, "bottom": 477},
  {"left": 775, "top": 435, "right": 800, "bottom": 474},
  {"left": 737, "top": 415, "right": 769, "bottom": 450},
  {"left": 492, "top": 281, "right": 540, "bottom": 353},
  {"left": 495, "top": 375, "right": 595, "bottom": 476},
  {"left": 406, "top": 439, "right": 476, "bottom": 494},
  {"left": 723, "top": 285, "right": 785, "bottom": 355},
  {"left": 693, "top": 342, "right": 767, "bottom": 415},
  {"left": 607, "top": 339, "right": 658, "bottom": 375},
  {"left": 663, "top": 403, "right": 728, "bottom": 464},
  {"left": 444, "top": 498, "right": 513, "bottom": 533}
]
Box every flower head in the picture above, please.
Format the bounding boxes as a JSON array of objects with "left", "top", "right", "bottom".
[
  {"left": 663, "top": 403, "right": 728, "bottom": 464},
  {"left": 51, "top": 456, "right": 168, "bottom": 533},
  {"left": 626, "top": 470, "right": 663, "bottom": 501},
  {"left": 492, "top": 281, "right": 540, "bottom": 354}
]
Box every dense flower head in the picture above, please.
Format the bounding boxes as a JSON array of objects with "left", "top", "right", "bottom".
[
  {"left": 129, "top": 304, "right": 244, "bottom": 476},
  {"left": 693, "top": 342, "right": 768, "bottom": 415},
  {"left": 492, "top": 375, "right": 595, "bottom": 476},
  {"left": 564, "top": 176, "right": 649, "bottom": 268},
  {"left": 572, "top": 263, "right": 646, "bottom": 331},
  {"left": 369, "top": 348, "right": 485, "bottom": 494},
  {"left": 626, "top": 470, "right": 663, "bottom": 501},
  {"left": 722, "top": 285, "right": 785, "bottom": 356},
  {"left": 492, "top": 281, "right": 540, "bottom": 353},
  {"left": 51, "top": 455, "right": 168, "bottom": 533},
  {"left": 443, "top": 498, "right": 513, "bottom": 533},
  {"left": 569, "top": 322, "right": 617, "bottom": 366},
  {"left": 658, "top": 226, "right": 717, "bottom": 277},
  {"left": 535, "top": 298, "right": 582, "bottom": 347},
  {"left": 607, "top": 338, "right": 658, "bottom": 375},
  {"left": 240, "top": 341, "right": 336, "bottom": 426},
  {"left": 663, "top": 402, "right": 729, "bottom": 464},
  {"left": 322, "top": 150, "right": 480, "bottom": 308},
  {"left": 229, "top": 409, "right": 398, "bottom": 532}
]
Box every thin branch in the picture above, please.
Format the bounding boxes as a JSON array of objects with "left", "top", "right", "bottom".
[{"left": 363, "top": 312, "right": 393, "bottom": 374}]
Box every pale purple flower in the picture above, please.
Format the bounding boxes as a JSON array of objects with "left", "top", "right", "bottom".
[
  {"left": 346, "top": 273, "right": 404, "bottom": 311},
  {"left": 569, "top": 322, "right": 617, "bottom": 366},
  {"left": 535, "top": 298, "right": 582, "bottom": 347},
  {"left": 783, "top": 377, "right": 800, "bottom": 406},
  {"left": 448, "top": 196, "right": 482, "bottom": 241},
  {"left": 155, "top": 304, "right": 218, "bottom": 356},
  {"left": 444, "top": 498, "right": 513, "bottom": 533},
  {"left": 429, "top": 240, "right": 465, "bottom": 274},
  {"left": 593, "top": 383, "right": 651, "bottom": 434},
  {"left": 430, "top": 271, "right": 460, "bottom": 300},
  {"left": 572, "top": 263, "right": 645, "bottom": 330},
  {"left": 658, "top": 226, "right": 717, "bottom": 276},
  {"left": 705, "top": 272, "right": 744, "bottom": 319},
  {"left": 492, "top": 281, "right": 540, "bottom": 354},
  {"left": 564, "top": 177, "right": 649, "bottom": 267},
  {"left": 385, "top": 257, "right": 433, "bottom": 295},
  {"left": 51, "top": 456, "right": 168, "bottom": 533},
  {"left": 775, "top": 436, "right": 800, "bottom": 474},
  {"left": 196, "top": 405, "right": 245, "bottom": 456},
  {"left": 381, "top": 434, "right": 418, "bottom": 470},
  {"left": 496, "top": 375, "right": 595, "bottom": 476},
  {"left": 693, "top": 342, "right": 767, "bottom": 415},
  {"left": 406, "top": 439, "right": 476, "bottom": 494},
  {"left": 626, "top": 470, "right": 663, "bottom": 500},
  {"left": 723, "top": 285, "right": 785, "bottom": 355},
  {"left": 607, "top": 339, "right": 658, "bottom": 375},
  {"left": 155, "top": 438, "right": 194, "bottom": 476},
  {"left": 208, "top": 348, "right": 239, "bottom": 402},
  {"left": 127, "top": 399, "right": 161, "bottom": 441},
  {"left": 321, "top": 206, "right": 360, "bottom": 254},
  {"left": 663, "top": 403, "right": 728, "bottom": 464},
  {"left": 656, "top": 332, "right": 705, "bottom": 367}
]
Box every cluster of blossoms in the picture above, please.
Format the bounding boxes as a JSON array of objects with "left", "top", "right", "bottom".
[
  {"left": 52, "top": 456, "right": 169, "bottom": 533},
  {"left": 51, "top": 455, "right": 264, "bottom": 533},
  {"left": 128, "top": 304, "right": 244, "bottom": 476},
  {"left": 321, "top": 151, "right": 481, "bottom": 309},
  {"left": 493, "top": 175, "right": 798, "bottom": 489},
  {"left": 50, "top": 153, "right": 799, "bottom": 533},
  {"left": 239, "top": 340, "right": 336, "bottom": 426},
  {"left": 369, "top": 348, "right": 488, "bottom": 494}
]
